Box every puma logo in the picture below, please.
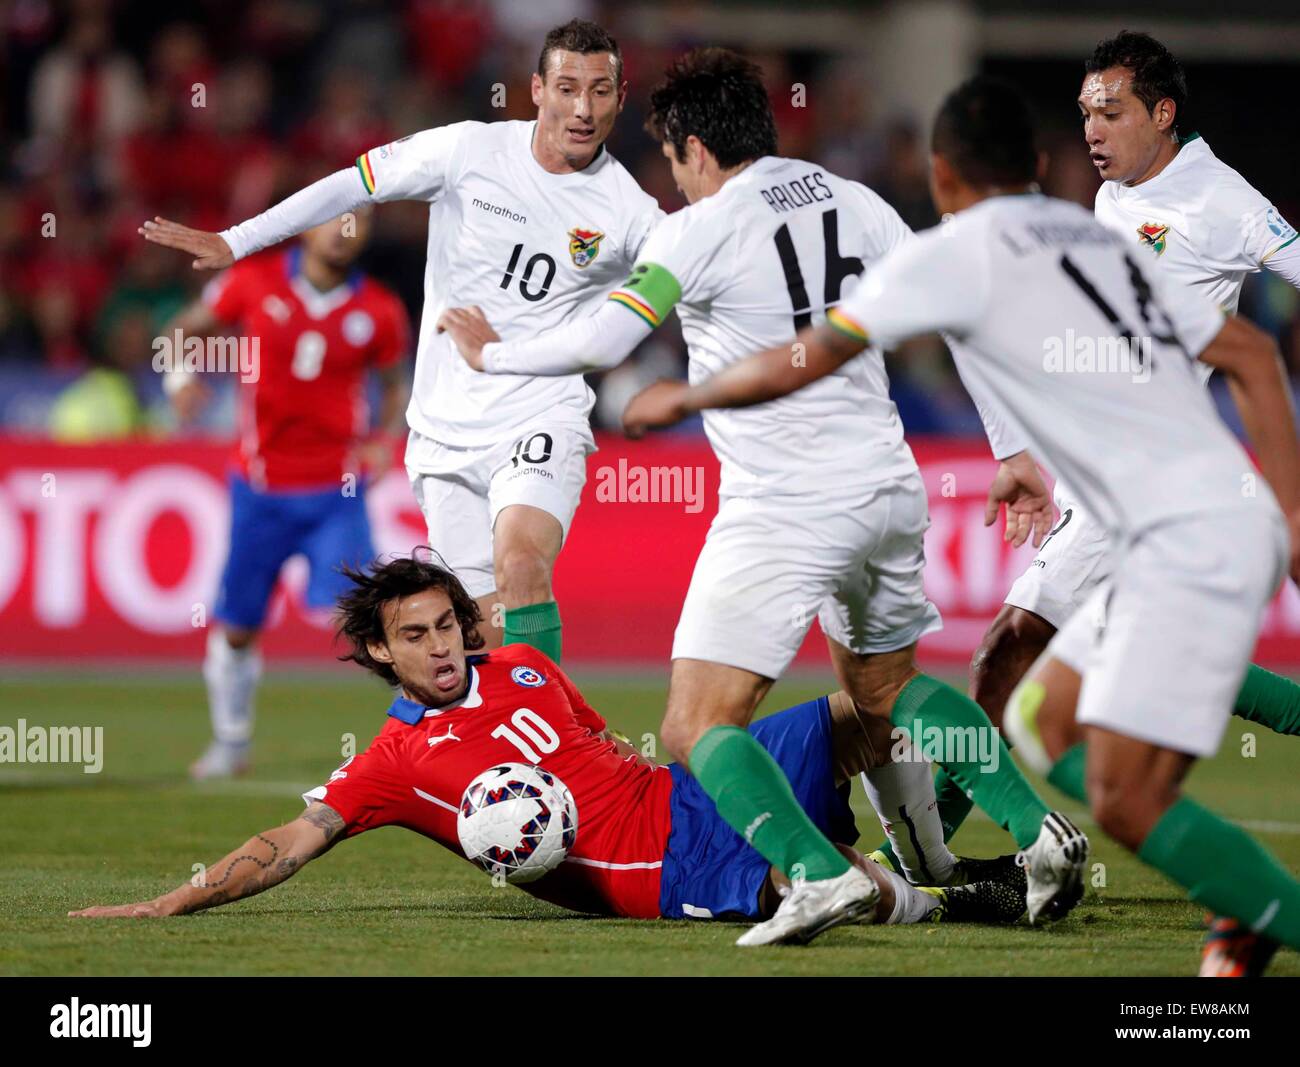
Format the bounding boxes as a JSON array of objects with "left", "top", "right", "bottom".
[{"left": 427, "top": 727, "right": 461, "bottom": 748}]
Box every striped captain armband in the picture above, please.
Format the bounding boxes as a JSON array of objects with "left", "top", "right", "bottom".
[
  {"left": 356, "top": 152, "right": 377, "bottom": 194},
  {"left": 826, "top": 306, "right": 870, "bottom": 344},
  {"left": 608, "top": 262, "right": 681, "bottom": 329}
]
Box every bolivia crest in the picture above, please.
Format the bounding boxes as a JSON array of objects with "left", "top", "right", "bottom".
[
  {"left": 1136, "top": 221, "right": 1170, "bottom": 256},
  {"left": 568, "top": 228, "right": 605, "bottom": 268}
]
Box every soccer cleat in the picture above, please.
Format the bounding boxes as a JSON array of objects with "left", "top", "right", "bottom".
[
  {"left": 946, "top": 853, "right": 1024, "bottom": 889},
  {"left": 921, "top": 878, "right": 1027, "bottom": 924},
  {"left": 736, "top": 866, "right": 880, "bottom": 947},
  {"left": 189, "top": 741, "right": 251, "bottom": 781},
  {"left": 1199, "top": 915, "right": 1279, "bottom": 977},
  {"left": 1016, "top": 811, "right": 1089, "bottom": 924}
]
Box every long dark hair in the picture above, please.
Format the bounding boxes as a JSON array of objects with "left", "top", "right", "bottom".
[{"left": 335, "top": 549, "right": 485, "bottom": 687}]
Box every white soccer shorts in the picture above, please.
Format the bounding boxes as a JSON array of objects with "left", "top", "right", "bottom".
[
  {"left": 672, "top": 476, "right": 943, "bottom": 678},
  {"left": 1004, "top": 489, "right": 1115, "bottom": 629},
  {"left": 1056, "top": 505, "right": 1287, "bottom": 758},
  {"left": 406, "top": 424, "right": 594, "bottom": 598}
]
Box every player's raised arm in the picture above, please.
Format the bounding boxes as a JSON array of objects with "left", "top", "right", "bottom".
[
  {"left": 143, "top": 125, "right": 466, "bottom": 270},
  {"left": 68, "top": 802, "right": 346, "bottom": 918}
]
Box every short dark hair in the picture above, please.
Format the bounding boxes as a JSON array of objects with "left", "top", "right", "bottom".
[
  {"left": 538, "top": 18, "right": 622, "bottom": 83},
  {"left": 932, "top": 76, "right": 1037, "bottom": 187},
  {"left": 335, "top": 550, "right": 485, "bottom": 687},
  {"left": 646, "top": 48, "right": 778, "bottom": 169},
  {"left": 1085, "top": 30, "right": 1187, "bottom": 129}
]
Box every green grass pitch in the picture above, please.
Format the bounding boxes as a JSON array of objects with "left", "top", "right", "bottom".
[{"left": 2, "top": 669, "right": 1298, "bottom": 977}]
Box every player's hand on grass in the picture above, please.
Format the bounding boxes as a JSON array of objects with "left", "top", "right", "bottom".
[
  {"left": 622, "top": 379, "right": 691, "bottom": 439},
  {"left": 436, "top": 306, "right": 499, "bottom": 371},
  {"left": 985, "top": 450, "right": 1054, "bottom": 549},
  {"left": 139, "top": 217, "right": 234, "bottom": 271},
  {"left": 69, "top": 896, "right": 175, "bottom": 919}
]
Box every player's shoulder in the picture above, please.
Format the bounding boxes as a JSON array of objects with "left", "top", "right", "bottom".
[
  {"left": 1171, "top": 137, "right": 1269, "bottom": 216},
  {"left": 235, "top": 247, "right": 290, "bottom": 280},
  {"left": 207, "top": 249, "right": 285, "bottom": 305},
  {"left": 353, "top": 274, "right": 404, "bottom": 313}
]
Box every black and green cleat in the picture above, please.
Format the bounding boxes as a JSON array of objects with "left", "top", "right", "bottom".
[
  {"left": 947, "top": 853, "right": 1026, "bottom": 890},
  {"left": 921, "top": 877, "right": 1027, "bottom": 924}
]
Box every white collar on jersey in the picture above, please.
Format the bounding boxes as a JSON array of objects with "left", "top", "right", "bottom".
[
  {"left": 424, "top": 663, "right": 483, "bottom": 715},
  {"left": 289, "top": 273, "right": 356, "bottom": 320}
]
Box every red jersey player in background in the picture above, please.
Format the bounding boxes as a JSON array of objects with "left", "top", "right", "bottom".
[
  {"left": 70, "top": 553, "right": 1025, "bottom": 931},
  {"left": 159, "top": 208, "right": 410, "bottom": 780}
]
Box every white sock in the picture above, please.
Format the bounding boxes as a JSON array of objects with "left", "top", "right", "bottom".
[
  {"left": 202, "top": 628, "right": 262, "bottom": 745},
  {"left": 860, "top": 745, "right": 956, "bottom": 885},
  {"left": 873, "top": 864, "right": 941, "bottom": 925}
]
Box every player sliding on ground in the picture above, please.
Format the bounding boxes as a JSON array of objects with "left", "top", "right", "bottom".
[
  {"left": 439, "top": 48, "right": 1085, "bottom": 947},
  {"left": 69, "top": 554, "right": 1027, "bottom": 929},
  {"left": 623, "top": 76, "right": 1300, "bottom": 975},
  {"left": 140, "top": 18, "right": 663, "bottom": 662}
]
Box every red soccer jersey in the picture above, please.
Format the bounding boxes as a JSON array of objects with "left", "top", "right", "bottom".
[
  {"left": 203, "top": 248, "right": 410, "bottom": 489},
  {"left": 305, "top": 645, "right": 675, "bottom": 919}
]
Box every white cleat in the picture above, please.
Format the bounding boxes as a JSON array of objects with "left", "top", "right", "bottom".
[
  {"left": 189, "top": 741, "right": 251, "bottom": 781},
  {"left": 736, "top": 866, "right": 880, "bottom": 947},
  {"left": 1016, "top": 811, "right": 1089, "bottom": 924}
]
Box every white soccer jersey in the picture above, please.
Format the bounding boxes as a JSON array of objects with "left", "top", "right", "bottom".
[
  {"left": 1095, "top": 134, "right": 1298, "bottom": 314},
  {"left": 605, "top": 156, "right": 918, "bottom": 496},
  {"left": 358, "top": 120, "right": 662, "bottom": 448},
  {"left": 833, "top": 193, "right": 1269, "bottom": 537}
]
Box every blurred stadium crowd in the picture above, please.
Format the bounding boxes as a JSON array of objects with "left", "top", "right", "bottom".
[{"left": 2, "top": 0, "right": 1297, "bottom": 440}]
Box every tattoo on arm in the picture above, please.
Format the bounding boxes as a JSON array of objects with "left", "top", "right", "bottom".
[{"left": 303, "top": 803, "right": 346, "bottom": 846}]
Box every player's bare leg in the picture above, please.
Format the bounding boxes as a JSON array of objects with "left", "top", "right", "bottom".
[
  {"left": 661, "top": 659, "right": 880, "bottom": 946},
  {"left": 826, "top": 636, "right": 1087, "bottom": 922},
  {"left": 487, "top": 503, "right": 565, "bottom": 659},
  {"left": 969, "top": 604, "right": 1057, "bottom": 727},
  {"left": 193, "top": 623, "right": 260, "bottom": 780},
  {"left": 660, "top": 657, "right": 771, "bottom": 763}
]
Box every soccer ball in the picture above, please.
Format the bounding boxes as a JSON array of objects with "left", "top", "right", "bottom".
[{"left": 456, "top": 763, "right": 578, "bottom": 883}]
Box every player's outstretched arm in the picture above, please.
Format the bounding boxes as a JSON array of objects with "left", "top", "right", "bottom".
[
  {"left": 68, "top": 803, "right": 346, "bottom": 918},
  {"left": 143, "top": 167, "right": 369, "bottom": 269},
  {"left": 156, "top": 300, "right": 222, "bottom": 423},
  {"left": 1199, "top": 316, "right": 1300, "bottom": 578},
  {"left": 621, "top": 321, "right": 862, "bottom": 437}
]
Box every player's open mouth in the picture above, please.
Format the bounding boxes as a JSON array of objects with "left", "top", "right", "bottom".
[
  {"left": 1090, "top": 152, "right": 1110, "bottom": 171},
  {"left": 568, "top": 127, "right": 595, "bottom": 142},
  {"left": 433, "top": 663, "right": 460, "bottom": 691}
]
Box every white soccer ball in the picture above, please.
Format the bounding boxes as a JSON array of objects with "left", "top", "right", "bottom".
[{"left": 457, "top": 763, "right": 578, "bottom": 883}]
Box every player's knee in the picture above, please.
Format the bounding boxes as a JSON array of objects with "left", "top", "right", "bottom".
[
  {"left": 970, "top": 610, "right": 1052, "bottom": 717},
  {"left": 493, "top": 546, "right": 552, "bottom": 606},
  {"left": 1087, "top": 771, "right": 1172, "bottom": 851},
  {"left": 660, "top": 714, "right": 700, "bottom": 766},
  {"left": 222, "top": 626, "right": 258, "bottom": 652}
]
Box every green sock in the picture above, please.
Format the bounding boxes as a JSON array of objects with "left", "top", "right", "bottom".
[
  {"left": 691, "top": 726, "right": 850, "bottom": 882},
  {"left": 502, "top": 601, "right": 562, "bottom": 663},
  {"left": 1138, "top": 796, "right": 1300, "bottom": 948},
  {"left": 891, "top": 674, "right": 1049, "bottom": 849},
  {"left": 1234, "top": 663, "right": 1300, "bottom": 737},
  {"left": 873, "top": 766, "right": 975, "bottom": 872},
  {"left": 1046, "top": 742, "right": 1088, "bottom": 803}
]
